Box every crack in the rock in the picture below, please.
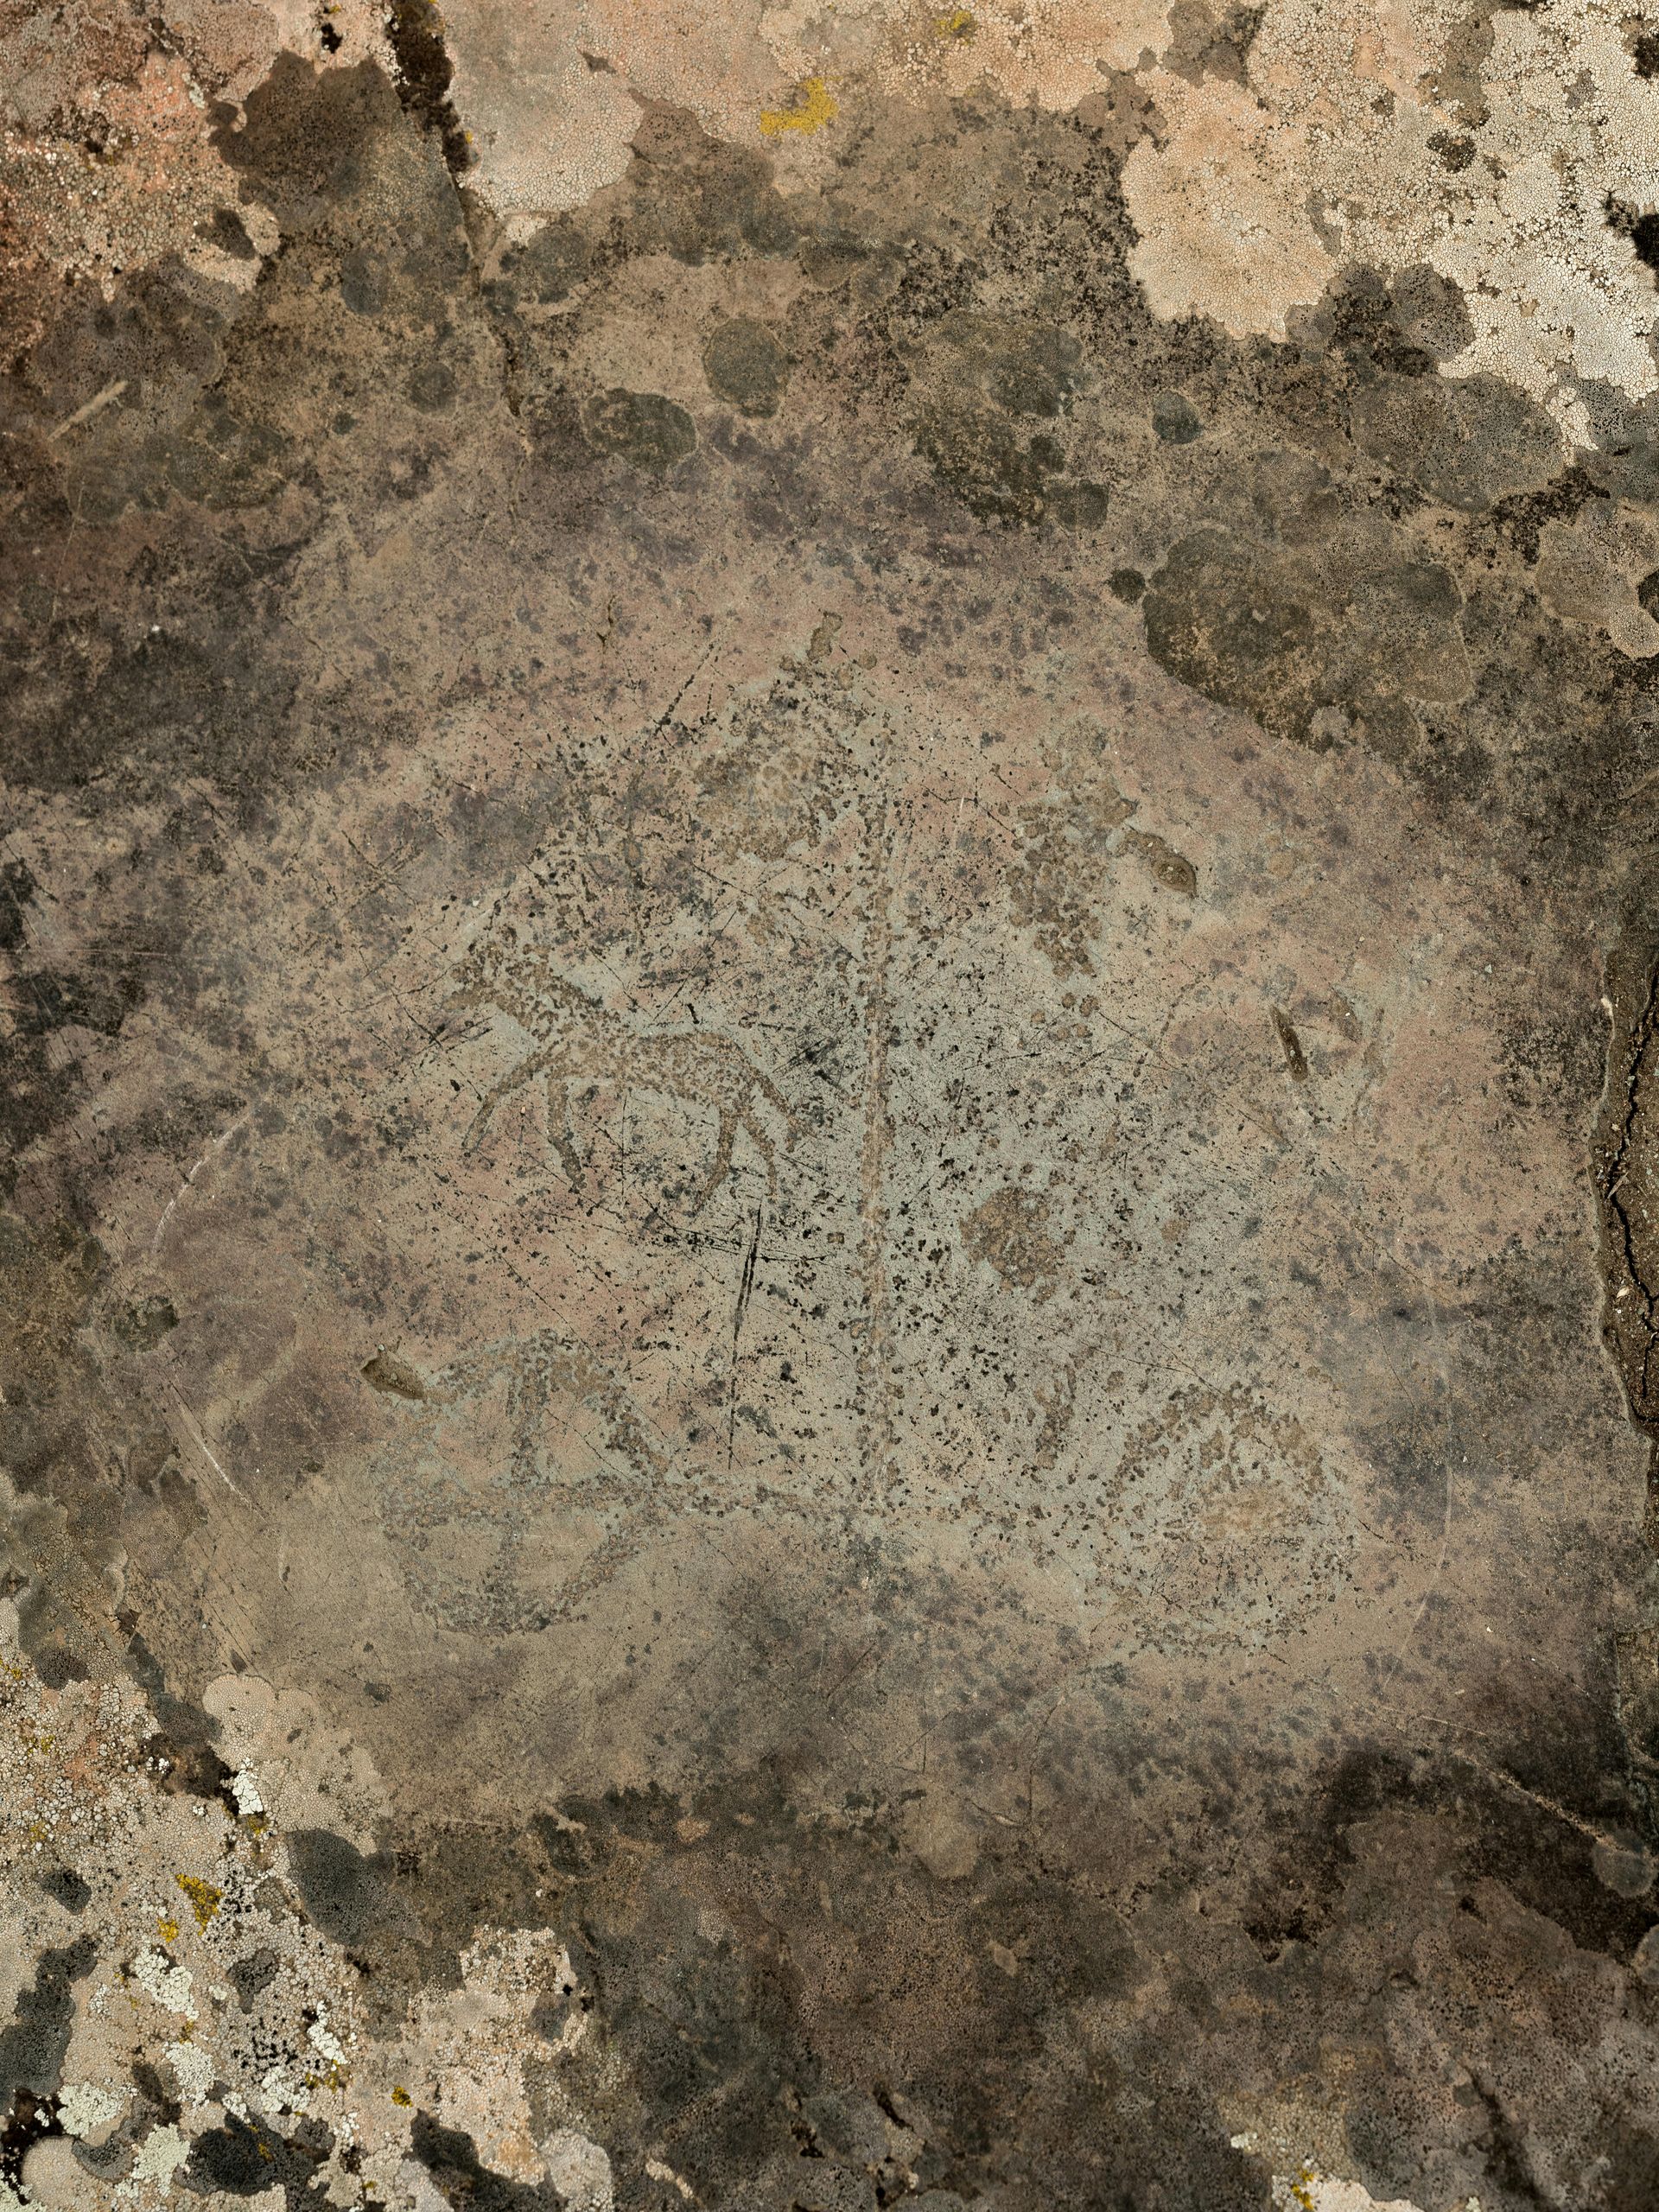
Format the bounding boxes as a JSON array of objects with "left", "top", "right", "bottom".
[
  {"left": 383, "top": 1, "right": 474, "bottom": 180},
  {"left": 1601, "top": 957, "right": 1659, "bottom": 1427}
]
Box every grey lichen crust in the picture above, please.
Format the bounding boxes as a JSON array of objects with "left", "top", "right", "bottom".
[{"left": 7, "top": 3, "right": 1659, "bottom": 2209}]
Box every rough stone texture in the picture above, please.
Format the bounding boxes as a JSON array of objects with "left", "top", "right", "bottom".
[{"left": 5, "top": 4, "right": 1659, "bottom": 2209}]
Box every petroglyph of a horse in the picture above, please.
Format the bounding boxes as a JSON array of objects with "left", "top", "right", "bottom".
[{"left": 446, "top": 933, "right": 795, "bottom": 1210}]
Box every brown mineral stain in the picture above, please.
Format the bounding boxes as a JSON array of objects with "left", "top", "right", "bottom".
[
  {"left": 1272, "top": 1004, "right": 1311, "bottom": 1083},
  {"left": 960, "top": 1186, "right": 1070, "bottom": 1299}
]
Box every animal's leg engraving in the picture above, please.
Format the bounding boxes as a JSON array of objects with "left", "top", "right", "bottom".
[
  {"left": 692, "top": 1108, "right": 741, "bottom": 1214},
  {"left": 543, "top": 1072, "right": 587, "bottom": 1192},
  {"left": 463, "top": 1045, "right": 558, "bottom": 1153},
  {"left": 740, "top": 1103, "right": 779, "bottom": 1195},
  {"left": 753, "top": 1066, "right": 798, "bottom": 1146}
]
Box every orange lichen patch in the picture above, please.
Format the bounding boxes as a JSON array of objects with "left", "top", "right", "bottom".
[
  {"left": 175, "top": 1874, "right": 223, "bottom": 1929},
  {"left": 759, "top": 75, "right": 837, "bottom": 135}
]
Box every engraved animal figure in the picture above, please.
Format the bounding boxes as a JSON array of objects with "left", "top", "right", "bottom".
[
  {"left": 373, "top": 1330, "right": 672, "bottom": 1636},
  {"left": 447, "top": 933, "right": 795, "bottom": 1210}
]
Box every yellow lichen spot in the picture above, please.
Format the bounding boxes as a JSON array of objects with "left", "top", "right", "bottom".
[
  {"left": 1290, "top": 2169, "right": 1319, "bottom": 2212},
  {"left": 175, "top": 1873, "right": 222, "bottom": 1929},
  {"left": 759, "top": 77, "right": 837, "bottom": 137},
  {"left": 391, "top": 2085, "right": 412, "bottom": 2107},
  {"left": 156, "top": 1916, "right": 180, "bottom": 1943},
  {"left": 934, "top": 8, "right": 976, "bottom": 39}
]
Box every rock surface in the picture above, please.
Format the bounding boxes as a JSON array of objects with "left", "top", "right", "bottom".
[{"left": 4, "top": 3, "right": 1659, "bottom": 2206}]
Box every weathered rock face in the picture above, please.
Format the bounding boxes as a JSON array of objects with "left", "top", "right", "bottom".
[{"left": 6, "top": 5, "right": 1659, "bottom": 2209}]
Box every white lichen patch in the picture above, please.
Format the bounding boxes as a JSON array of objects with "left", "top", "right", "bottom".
[
  {"left": 164, "top": 2037, "right": 217, "bottom": 2104},
  {"left": 119, "top": 2120, "right": 191, "bottom": 2200},
  {"left": 307, "top": 2007, "right": 350, "bottom": 2068},
  {"left": 428, "top": 0, "right": 1659, "bottom": 437},
  {"left": 542, "top": 2127, "right": 616, "bottom": 2211},
  {"left": 0, "top": 1626, "right": 606, "bottom": 2209},
  {"left": 228, "top": 1765, "right": 264, "bottom": 1817},
  {"left": 1125, "top": 0, "right": 1659, "bottom": 437},
  {"left": 1268, "top": 2167, "right": 1476, "bottom": 2212},
  {"left": 1122, "top": 71, "right": 1335, "bottom": 344},
  {"left": 56, "top": 2079, "right": 125, "bottom": 2139},
  {"left": 398, "top": 1927, "right": 573, "bottom": 2181},
  {"left": 129, "top": 1948, "right": 197, "bottom": 2018}
]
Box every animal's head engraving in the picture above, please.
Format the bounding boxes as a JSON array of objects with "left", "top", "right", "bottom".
[
  {"left": 445, "top": 929, "right": 596, "bottom": 1021},
  {"left": 444, "top": 925, "right": 518, "bottom": 1015}
]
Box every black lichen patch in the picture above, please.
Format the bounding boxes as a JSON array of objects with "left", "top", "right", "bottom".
[
  {"left": 1607, "top": 194, "right": 1659, "bottom": 280},
  {"left": 899, "top": 309, "right": 1091, "bottom": 521},
  {"left": 1162, "top": 0, "right": 1267, "bottom": 86},
  {"left": 120, "top": 1621, "right": 240, "bottom": 1808},
  {"left": 197, "top": 207, "right": 258, "bottom": 261},
  {"left": 500, "top": 218, "right": 593, "bottom": 308},
  {"left": 1347, "top": 371, "right": 1561, "bottom": 512},
  {"left": 611, "top": 104, "right": 798, "bottom": 264},
  {"left": 112, "top": 1295, "right": 179, "bottom": 1351},
  {"left": 702, "top": 318, "right": 791, "bottom": 417},
  {"left": 213, "top": 54, "right": 405, "bottom": 213},
  {"left": 185, "top": 2110, "right": 334, "bottom": 2203},
  {"left": 409, "top": 2113, "right": 556, "bottom": 2208},
  {"left": 1153, "top": 391, "right": 1202, "bottom": 443},
  {"left": 0, "top": 861, "right": 38, "bottom": 952},
  {"left": 1310, "top": 262, "right": 1474, "bottom": 376},
  {"left": 909, "top": 399, "right": 1064, "bottom": 524},
  {"left": 37, "top": 1866, "right": 91, "bottom": 1913},
  {"left": 0, "top": 54, "right": 500, "bottom": 804},
  {"left": 1140, "top": 523, "right": 1465, "bottom": 753},
  {"left": 226, "top": 1944, "right": 280, "bottom": 2012},
  {"left": 0, "top": 1936, "right": 96, "bottom": 2176},
  {"left": 284, "top": 1828, "right": 398, "bottom": 1948},
  {"left": 1599, "top": 917, "right": 1659, "bottom": 1437},
  {"left": 0, "top": 2092, "right": 64, "bottom": 2195},
  {"left": 0, "top": 1215, "right": 102, "bottom": 1407},
  {"left": 580, "top": 388, "right": 698, "bottom": 474},
  {"left": 1046, "top": 478, "right": 1109, "bottom": 527}
]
